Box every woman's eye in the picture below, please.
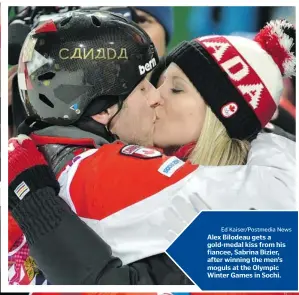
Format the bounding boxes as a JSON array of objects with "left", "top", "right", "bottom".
[{"left": 171, "top": 88, "right": 183, "bottom": 94}]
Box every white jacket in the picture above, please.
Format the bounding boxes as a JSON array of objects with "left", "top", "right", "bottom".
[{"left": 58, "top": 133, "right": 296, "bottom": 264}]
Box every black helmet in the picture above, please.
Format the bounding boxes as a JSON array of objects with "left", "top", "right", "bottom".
[{"left": 18, "top": 10, "right": 159, "bottom": 125}]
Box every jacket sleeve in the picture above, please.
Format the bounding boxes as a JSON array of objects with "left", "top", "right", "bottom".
[{"left": 11, "top": 187, "right": 159, "bottom": 285}]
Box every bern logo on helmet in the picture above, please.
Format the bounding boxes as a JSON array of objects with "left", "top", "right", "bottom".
[
  {"left": 221, "top": 102, "right": 238, "bottom": 118},
  {"left": 139, "top": 58, "right": 157, "bottom": 75}
]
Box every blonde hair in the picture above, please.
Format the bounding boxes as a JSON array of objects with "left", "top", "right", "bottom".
[{"left": 188, "top": 107, "right": 250, "bottom": 166}]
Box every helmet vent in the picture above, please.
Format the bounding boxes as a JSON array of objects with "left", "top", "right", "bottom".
[
  {"left": 60, "top": 16, "right": 72, "bottom": 27},
  {"left": 39, "top": 94, "right": 54, "bottom": 108},
  {"left": 38, "top": 72, "right": 56, "bottom": 81},
  {"left": 91, "top": 16, "right": 101, "bottom": 27}
]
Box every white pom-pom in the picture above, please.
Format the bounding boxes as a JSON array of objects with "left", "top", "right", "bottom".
[
  {"left": 282, "top": 54, "right": 296, "bottom": 78},
  {"left": 254, "top": 19, "right": 295, "bottom": 77}
]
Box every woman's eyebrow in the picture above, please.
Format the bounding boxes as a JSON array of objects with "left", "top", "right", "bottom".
[{"left": 172, "top": 75, "right": 187, "bottom": 85}]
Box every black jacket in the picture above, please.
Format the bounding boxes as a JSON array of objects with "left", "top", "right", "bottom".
[{"left": 29, "top": 197, "right": 190, "bottom": 285}]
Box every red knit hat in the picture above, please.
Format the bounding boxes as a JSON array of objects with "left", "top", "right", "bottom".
[{"left": 152, "top": 20, "right": 296, "bottom": 140}]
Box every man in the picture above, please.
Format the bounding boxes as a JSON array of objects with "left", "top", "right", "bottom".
[
  {"left": 8, "top": 6, "right": 173, "bottom": 138},
  {"left": 8, "top": 9, "right": 191, "bottom": 285}
]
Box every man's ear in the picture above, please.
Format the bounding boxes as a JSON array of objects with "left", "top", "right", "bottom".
[{"left": 91, "top": 106, "right": 117, "bottom": 125}]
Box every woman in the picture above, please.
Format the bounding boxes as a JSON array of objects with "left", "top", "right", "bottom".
[
  {"left": 9, "top": 19, "right": 296, "bottom": 284},
  {"left": 150, "top": 21, "right": 295, "bottom": 167}
]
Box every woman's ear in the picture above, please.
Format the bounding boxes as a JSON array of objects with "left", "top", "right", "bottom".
[{"left": 91, "top": 105, "right": 117, "bottom": 125}]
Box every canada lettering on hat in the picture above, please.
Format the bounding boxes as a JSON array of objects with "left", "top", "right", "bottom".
[
  {"left": 199, "top": 36, "right": 276, "bottom": 126},
  {"left": 163, "top": 20, "right": 295, "bottom": 139}
]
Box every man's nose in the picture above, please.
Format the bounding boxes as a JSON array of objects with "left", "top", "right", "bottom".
[{"left": 148, "top": 87, "right": 164, "bottom": 107}]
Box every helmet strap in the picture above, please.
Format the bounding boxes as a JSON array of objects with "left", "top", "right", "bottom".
[
  {"left": 75, "top": 116, "right": 118, "bottom": 142},
  {"left": 107, "top": 97, "right": 124, "bottom": 133}
]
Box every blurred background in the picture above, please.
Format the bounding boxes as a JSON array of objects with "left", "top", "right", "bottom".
[
  {"left": 8, "top": 6, "right": 296, "bottom": 55},
  {"left": 9, "top": 6, "right": 296, "bottom": 55},
  {"left": 170, "top": 7, "right": 295, "bottom": 48},
  {"left": 8, "top": 6, "right": 296, "bottom": 139}
]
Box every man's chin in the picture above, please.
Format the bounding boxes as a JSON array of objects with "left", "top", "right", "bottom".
[
  {"left": 126, "top": 136, "right": 153, "bottom": 147},
  {"left": 142, "top": 138, "right": 155, "bottom": 147}
]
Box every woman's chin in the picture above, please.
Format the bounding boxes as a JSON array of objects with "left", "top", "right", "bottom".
[
  {"left": 153, "top": 122, "right": 171, "bottom": 148},
  {"left": 153, "top": 136, "right": 169, "bottom": 149}
]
